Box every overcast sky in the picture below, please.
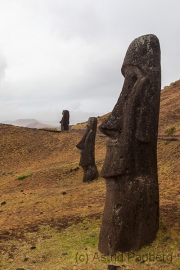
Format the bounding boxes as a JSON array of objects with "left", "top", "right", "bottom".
[{"left": 0, "top": 0, "right": 179, "bottom": 125}]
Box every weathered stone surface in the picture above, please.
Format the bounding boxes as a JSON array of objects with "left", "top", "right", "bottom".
[
  {"left": 60, "top": 110, "right": 69, "bottom": 131},
  {"left": 98, "top": 34, "right": 161, "bottom": 254},
  {"left": 76, "top": 117, "right": 98, "bottom": 182}
]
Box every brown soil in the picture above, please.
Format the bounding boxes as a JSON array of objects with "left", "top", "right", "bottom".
[{"left": 0, "top": 79, "right": 179, "bottom": 245}]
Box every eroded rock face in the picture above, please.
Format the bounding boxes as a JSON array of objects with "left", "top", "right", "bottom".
[
  {"left": 98, "top": 34, "right": 161, "bottom": 255},
  {"left": 60, "top": 110, "right": 69, "bottom": 131},
  {"left": 76, "top": 117, "right": 98, "bottom": 182}
]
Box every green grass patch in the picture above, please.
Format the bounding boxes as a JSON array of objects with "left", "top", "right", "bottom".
[
  {"left": 164, "top": 126, "right": 176, "bottom": 135},
  {"left": 17, "top": 173, "right": 32, "bottom": 180}
]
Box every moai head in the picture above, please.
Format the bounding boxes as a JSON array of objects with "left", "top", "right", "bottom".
[
  {"left": 99, "top": 34, "right": 161, "bottom": 178},
  {"left": 76, "top": 117, "right": 97, "bottom": 166},
  {"left": 122, "top": 34, "right": 161, "bottom": 76},
  {"left": 87, "top": 116, "right": 97, "bottom": 132}
]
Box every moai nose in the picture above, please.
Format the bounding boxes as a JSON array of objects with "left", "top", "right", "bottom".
[{"left": 99, "top": 114, "right": 121, "bottom": 138}]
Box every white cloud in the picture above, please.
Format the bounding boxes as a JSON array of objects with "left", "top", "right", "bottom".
[{"left": 0, "top": 53, "right": 7, "bottom": 83}]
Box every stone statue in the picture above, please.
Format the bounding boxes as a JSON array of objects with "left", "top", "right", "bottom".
[
  {"left": 76, "top": 117, "right": 98, "bottom": 182},
  {"left": 98, "top": 34, "right": 161, "bottom": 255},
  {"left": 60, "top": 110, "right": 69, "bottom": 131}
]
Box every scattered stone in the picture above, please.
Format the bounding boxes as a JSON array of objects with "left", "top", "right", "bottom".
[
  {"left": 107, "top": 265, "right": 119, "bottom": 270},
  {"left": 61, "top": 191, "right": 67, "bottom": 195},
  {"left": 23, "top": 257, "right": 29, "bottom": 262},
  {"left": 163, "top": 236, "right": 171, "bottom": 242},
  {"left": 98, "top": 34, "right": 161, "bottom": 255},
  {"left": 62, "top": 252, "right": 68, "bottom": 256},
  {"left": 20, "top": 190, "right": 23, "bottom": 192},
  {"left": 30, "top": 246, "right": 36, "bottom": 250},
  {"left": 1, "top": 201, "right": 6, "bottom": 205},
  {"left": 8, "top": 252, "right": 14, "bottom": 259},
  {"left": 69, "top": 167, "right": 80, "bottom": 172},
  {"left": 31, "top": 260, "right": 36, "bottom": 263},
  {"left": 76, "top": 117, "right": 99, "bottom": 182},
  {"left": 90, "top": 233, "right": 95, "bottom": 237}
]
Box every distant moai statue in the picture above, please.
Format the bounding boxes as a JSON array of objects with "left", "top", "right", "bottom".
[
  {"left": 76, "top": 117, "right": 99, "bottom": 182},
  {"left": 60, "top": 110, "right": 69, "bottom": 131},
  {"left": 98, "top": 34, "right": 161, "bottom": 254}
]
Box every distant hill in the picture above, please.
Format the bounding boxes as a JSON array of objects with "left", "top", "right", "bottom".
[
  {"left": 12, "top": 119, "right": 59, "bottom": 129},
  {"left": 26, "top": 122, "right": 52, "bottom": 129},
  {"left": 12, "top": 119, "right": 39, "bottom": 127}
]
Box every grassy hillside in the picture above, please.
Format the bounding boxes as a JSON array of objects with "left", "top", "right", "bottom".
[
  {"left": 159, "top": 81, "right": 180, "bottom": 135},
  {"left": 0, "top": 81, "right": 180, "bottom": 269}
]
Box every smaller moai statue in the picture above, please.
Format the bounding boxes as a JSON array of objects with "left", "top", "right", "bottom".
[
  {"left": 76, "top": 117, "right": 98, "bottom": 182},
  {"left": 60, "top": 110, "right": 69, "bottom": 131}
]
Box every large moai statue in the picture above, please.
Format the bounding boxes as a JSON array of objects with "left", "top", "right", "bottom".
[
  {"left": 76, "top": 117, "right": 98, "bottom": 182},
  {"left": 98, "top": 34, "right": 161, "bottom": 255},
  {"left": 60, "top": 110, "right": 69, "bottom": 131}
]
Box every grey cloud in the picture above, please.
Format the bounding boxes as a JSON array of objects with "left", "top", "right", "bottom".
[
  {"left": 0, "top": 53, "right": 7, "bottom": 83},
  {"left": 0, "top": 0, "right": 180, "bottom": 123}
]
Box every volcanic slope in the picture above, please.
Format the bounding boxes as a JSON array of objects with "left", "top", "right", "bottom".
[{"left": 0, "top": 80, "right": 179, "bottom": 269}]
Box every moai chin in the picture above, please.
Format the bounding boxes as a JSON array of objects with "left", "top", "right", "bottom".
[
  {"left": 76, "top": 117, "right": 99, "bottom": 182},
  {"left": 98, "top": 34, "right": 161, "bottom": 255},
  {"left": 60, "top": 110, "right": 69, "bottom": 131}
]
